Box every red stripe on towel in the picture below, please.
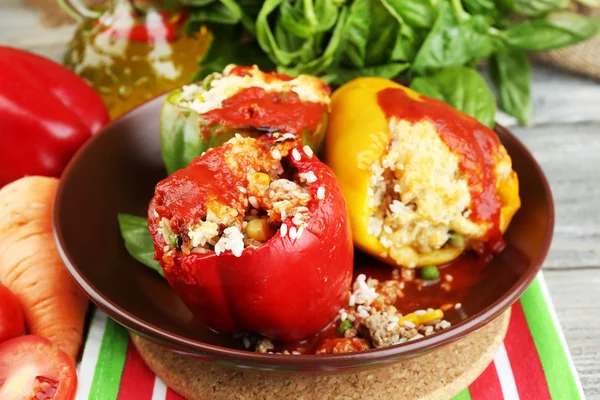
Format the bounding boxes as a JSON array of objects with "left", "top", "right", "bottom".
[
  {"left": 504, "top": 301, "right": 552, "bottom": 400},
  {"left": 117, "top": 340, "right": 155, "bottom": 399},
  {"left": 469, "top": 361, "right": 503, "bottom": 400}
]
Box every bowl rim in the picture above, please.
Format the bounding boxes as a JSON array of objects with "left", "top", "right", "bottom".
[{"left": 53, "top": 104, "right": 555, "bottom": 368}]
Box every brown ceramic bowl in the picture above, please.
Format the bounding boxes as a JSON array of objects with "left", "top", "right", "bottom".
[{"left": 54, "top": 95, "right": 554, "bottom": 372}]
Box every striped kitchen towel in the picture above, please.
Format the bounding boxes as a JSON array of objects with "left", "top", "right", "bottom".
[{"left": 75, "top": 274, "right": 584, "bottom": 400}]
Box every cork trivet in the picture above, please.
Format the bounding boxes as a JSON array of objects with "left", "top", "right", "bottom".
[{"left": 131, "top": 310, "right": 510, "bottom": 400}]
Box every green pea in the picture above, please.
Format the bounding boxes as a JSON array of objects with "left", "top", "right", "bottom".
[
  {"left": 337, "top": 319, "right": 353, "bottom": 335},
  {"left": 420, "top": 265, "right": 440, "bottom": 281},
  {"left": 448, "top": 231, "right": 465, "bottom": 248}
]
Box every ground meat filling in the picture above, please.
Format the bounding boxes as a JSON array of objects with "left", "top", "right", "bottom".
[
  {"left": 246, "top": 272, "right": 456, "bottom": 355},
  {"left": 315, "top": 338, "right": 371, "bottom": 354},
  {"left": 323, "top": 273, "right": 453, "bottom": 354},
  {"left": 157, "top": 135, "right": 317, "bottom": 257},
  {"left": 367, "top": 119, "right": 490, "bottom": 267}
]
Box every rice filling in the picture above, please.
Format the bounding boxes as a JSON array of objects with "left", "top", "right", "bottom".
[
  {"left": 367, "top": 119, "right": 489, "bottom": 267},
  {"left": 176, "top": 65, "right": 330, "bottom": 115},
  {"left": 159, "top": 135, "right": 318, "bottom": 257}
]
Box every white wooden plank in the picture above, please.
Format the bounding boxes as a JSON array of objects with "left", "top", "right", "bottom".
[
  {"left": 512, "top": 122, "right": 600, "bottom": 268},
  {"left": 484, "top": 63, "right": 600, "bottom": 128},
  {"left": 0, "top": 0, "right": 75, "bottom": 62}
]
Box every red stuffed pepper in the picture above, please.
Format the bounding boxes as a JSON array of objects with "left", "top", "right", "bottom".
[{"left": 148, "top": 134, "right": 353, "bottom": 341}]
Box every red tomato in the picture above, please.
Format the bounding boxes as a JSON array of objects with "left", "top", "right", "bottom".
[
  {"left": 0, "top": 283, "right": 24, "bottom": 342},
  {"left": 0, "top": 335, "right": 77, "bottom": 400}
]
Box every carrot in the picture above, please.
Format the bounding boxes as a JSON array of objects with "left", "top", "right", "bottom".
[{"left": 0, "top": 176, "right": 88, "bottom": 360}]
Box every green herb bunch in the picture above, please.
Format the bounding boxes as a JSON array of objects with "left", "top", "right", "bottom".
[{"left": 182, "top": 0, "right": 600, "bottom": 127}]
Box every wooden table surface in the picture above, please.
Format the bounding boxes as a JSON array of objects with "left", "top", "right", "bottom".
[{"left": 2, "top": 1, "right": 599, "bottom": 398}]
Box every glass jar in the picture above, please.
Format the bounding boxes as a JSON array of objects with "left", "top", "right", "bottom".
[{"left": 61, "top": 0, "right": 211, "bottom": 119}]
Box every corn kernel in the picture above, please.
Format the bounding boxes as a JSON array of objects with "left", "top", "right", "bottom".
[
  {"left": 400, "top": 313, "right": 420, "bottom": 328},
  {"left": 251, "top": 172, "right": 271, "bottom": 186},
  {"left": 418, "top": 309, "right": 444, "bottom": 325},
  {"left": 195, "top": 93, "right": 205, "bottom": 102},
  {"left": 245, "top": 218, "right": 274, "bottom": 242}
]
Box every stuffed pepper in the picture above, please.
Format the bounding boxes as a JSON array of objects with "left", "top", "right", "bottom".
[
  {"left": 325, "top": 78, "right": 520, "bottom": 268},
  {"left": 160, "top": 65, "right": 331, "bottom": 174},
  {"left": 148, "top": 134, "right": 353, "bottom": 341}
]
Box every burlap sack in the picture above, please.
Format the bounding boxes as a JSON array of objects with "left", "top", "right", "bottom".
[{"left": 532, "top": 5, "right": 600, "bottom": 81}]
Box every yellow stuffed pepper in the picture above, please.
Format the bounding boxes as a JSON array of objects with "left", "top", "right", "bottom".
[{"left": 325, "top": 78, "right": 520, "bottom": 268}]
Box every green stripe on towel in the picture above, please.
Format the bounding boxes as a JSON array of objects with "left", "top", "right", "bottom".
[
  {"left": 452, "top": 388, "right": 472, "bottom": 400},
  {"left": 520, "top": 277, "right": 581, "bottom": 400},
  {"left": 88, "top": 318, "right": 129, "bottom": 400}
]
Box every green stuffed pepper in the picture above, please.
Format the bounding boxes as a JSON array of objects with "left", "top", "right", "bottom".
[{"left": 160, "top": 65, "right": 331, "bottom": 174}]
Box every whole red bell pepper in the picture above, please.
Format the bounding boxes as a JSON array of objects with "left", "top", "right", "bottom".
[
  {"left": 148, "top": 135, "right": 353, "bottom": 341},
  {"left": 0, "top": 46, "right": 109, "bottom": 187}
]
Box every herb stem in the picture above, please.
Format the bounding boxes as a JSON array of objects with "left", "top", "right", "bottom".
[
  {"left": 450, "top": 0, "right": 470, "bottom": 22},
  {"left": 304, "top": 0, "right": 317, "bottom": 28}
]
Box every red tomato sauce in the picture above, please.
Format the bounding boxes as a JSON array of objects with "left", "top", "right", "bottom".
[
  {"left": 228, "top": 66, "right": 294, "bottom": 82},
  {"left": 153, "top": 145, "right": 244, "bottom": 235},
  {"left": 377, "top": 88, "right": 504, "bottom": 253},
  {"left": 202, "top": 87, "right": 327, "bottom": 139},
  {"left": 273, "top": 251, "right": 491, "bottom": 355}
]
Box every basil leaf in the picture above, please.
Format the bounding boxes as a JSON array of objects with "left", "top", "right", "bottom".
[
  {"left": 179, "top": 0, "right": 217, "bottom": 6},
  {"left": 391, "top": 26, "right": 427, "bottom": 63},
  {"left": 117, "top": 214, "right": 164, "bottom": 277},
  {"left": 390, "top": 34, "right": 420, "bottom": 63},
  {"left": 365, "top": 0, "right": 400, "bottom": 65},
  {"left": 380, "top": 0, "right": 436, "bottom": 29},
  {"left": 194, "top": 25, "right": 273, "bottom": 81},
  {"left": 501, "top": 13, "right": 600, "bottom": 51},
  {"left": 510, "top": 0, "right": 568, "bottom": 18},
  {"left": 410, "top": 67, "right": 496, "bottom": 128},
  {"left": 279, "top": 1, "right": 313, "bottom": 39},
  {"left": 497, "top": 0, "right": 515, "bottom": 10},
  {"left": 490, "top": 51, "right": 531, "bottom": 125},
  {"left": 274, "top": 17, "right": 310, "bottom": 54},
  {"left": 275, "top": 0, "right": 341, "bottom": 42},
  {"left": 236, "top": 0, "right": 264, "bottom": 20},
  {"left": 462, "top": 0, "right": 496, "bottom": 15},
  {"left": 279, "top": 6, "right": 348, "bottom": 76},
  {"left": 337, "top": 0, "right": 370, "bottom": 69},
  {"left": 185, "top": 0, "right": 243, "bottom": 25},
  {"left": 226, "top": 0, "right": 260, "bottom": 33},
  {"left": 274, "top": 19, "right": 302, "bottom": 53},
  {"left": 185, "top": 0, "right": 259, "bottom": 34},
  {"left": 412, "top": 1, "right": 496, "bottom": 75},
  {"left": 256, "top": 0, "right": 301, "bottom": 65},
  {"left": 330, "top": 62, "right": 410, "bottom": 85},
  {"left": 408, "top": 76, "right": 444, "bottom": 99},
  {"left": 314, "top": 0, "right": 341, "bottom": 32}
]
